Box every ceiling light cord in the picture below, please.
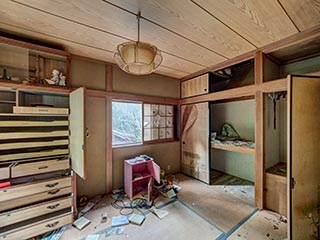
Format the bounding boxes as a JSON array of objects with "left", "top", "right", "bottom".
[{"left": 137, "top": 11, "right": 141, "bottom": 43}]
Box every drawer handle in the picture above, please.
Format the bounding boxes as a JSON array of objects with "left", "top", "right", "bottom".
[
  {"left": 38, "top": 109, "right": 49, "bottom": 112},
  {"left": 46, "top": 221, "right": 59, "bottom": 228},
  {"left": 45, "top": 182, "right": 59, "bottom": 188},
  {"left": 48, "top": 189, "right": 60, "bottom": 195},
  {"left": 47, "top": 203, "right": 60, "bottom": 209},
  {"left": 38, "top": 166, "right": 48, "bottom": 170}
]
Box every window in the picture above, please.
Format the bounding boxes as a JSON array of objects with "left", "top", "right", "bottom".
[
  {"left": 112, "top": 101, "right": 175, "bottom": 147},
  {"left": 112, "top": 101, "right": 142, "bottom": 146},
  {"left": 143, "top": 104, "right": 174, "bottom": 141}
]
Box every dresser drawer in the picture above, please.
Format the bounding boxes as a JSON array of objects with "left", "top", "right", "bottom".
[
  {"left": 0, "top": 196, "right": 72, "bottom": 228},
  {"left": 0, "top": 176, "right": 71, "bottom": 202},
  {"left": 0, "top": 164, "right": 11, "bottom": 180},
  {"left": 0, "top": 212, "right": 73, "bottom": 240},
  {"left": 11, "top": 159, "right": 70, "bottom": 178},
  {"left": 0, "top": 186, "right": 71, "bottom": 212}
]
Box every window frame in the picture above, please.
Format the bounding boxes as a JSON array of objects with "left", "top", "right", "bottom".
[
  {"left": 112, "top": 100, "right": 176, "bottom": 148},
  {"left": 112, "top": 100, "right": 143, "bottom": 147}
]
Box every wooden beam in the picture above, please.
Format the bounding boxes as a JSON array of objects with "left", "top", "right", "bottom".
[
  {"left": 0, "top": 82, "right": 70, "bottom": 94},
  {"left": 261, "top": 78, "right": 287, "bottom": 93},
  {"left": 105, "top": 96, "right": 113, "bottom": 193},
  {"left": 255, "top": 91, "right": 264, "bottom": 209},
  {"left": 87, "top": 89, "right": 179, "bottom": 105},
  {"left": 255, "top": 51, "right": 264, "bottom": 85}
]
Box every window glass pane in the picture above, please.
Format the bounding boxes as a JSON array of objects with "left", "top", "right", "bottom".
[{"left": 112, "top": 101, "right": 142, "bottom": 146}]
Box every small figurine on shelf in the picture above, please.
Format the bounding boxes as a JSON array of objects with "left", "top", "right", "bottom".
[
  {"left": 44, "top": 69, "right": 66, "bottom": 86},
  {"left": 51, "top": 69, "right": 60, "bottom": 85}
]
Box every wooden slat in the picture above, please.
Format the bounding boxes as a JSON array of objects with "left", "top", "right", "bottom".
[
  {"left": 0, "top": 149, "right": 69, "bottom": 162},
  {"left": 11, "top": 158, "right": 69, "bottom": 178},
  {"left": 0, "top": 130, "right": 69, "bottom": 140},
  {"left": 193, "top": 0, "right": 298, "bottom": 47},
  {"left": 0, "top": 186, "right": 71, "bottom": 212},
  {"left": 211, "top": 143, "right": 255, "bottom": 155},
  {"left": 279, "top": 0, "right": 320, "bottom": 31},
  {"left": 0, "top": 120, "right": 68, "bottom": 127},
  {"left": 0, "top": 196, "right": 72, "bottom": 228},
  {"left": 0, "top": 139, "right": 68, "bottom": 150}
]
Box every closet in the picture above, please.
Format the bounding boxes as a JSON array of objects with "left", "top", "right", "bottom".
[{"left": 210, "top": 99, "right": 255, "bottom": 184}]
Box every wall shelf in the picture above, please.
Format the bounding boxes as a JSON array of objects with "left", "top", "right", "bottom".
[{"left": 211, "top": 142, "right": 255, "bottom": 155}]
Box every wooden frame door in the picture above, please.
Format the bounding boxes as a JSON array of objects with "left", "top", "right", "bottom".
[
  {"left": 181, "top": 102, "right": 210, "bottom": 184},
  {"left": 288, "top": 75, "right": 320, "bottom": 240},
  {"left": 70, "top": 87, "right": 86, "bottom": 179}
]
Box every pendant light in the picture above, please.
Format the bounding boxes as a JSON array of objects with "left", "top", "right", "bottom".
[{"left": 114, "top": 11, "right": 163, "bottom": 75}]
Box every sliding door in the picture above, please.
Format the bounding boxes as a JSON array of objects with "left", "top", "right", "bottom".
[{"left": 181, "top": 102, "right": 210, "bottom": 184}]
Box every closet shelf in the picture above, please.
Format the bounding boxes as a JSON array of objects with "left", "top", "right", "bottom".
[{"left": 211, "top": 142, "right": 255, "bottom": 155}]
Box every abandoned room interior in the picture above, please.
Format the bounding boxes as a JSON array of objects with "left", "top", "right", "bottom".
[{"left": 0, "top": 0, "right": 319, "bottom": 240}]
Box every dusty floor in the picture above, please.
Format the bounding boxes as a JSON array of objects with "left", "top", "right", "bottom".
[{"left": 57, "top": 173, "right": 287, "bottom": 240}]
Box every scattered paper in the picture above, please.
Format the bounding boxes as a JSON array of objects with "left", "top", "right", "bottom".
[
  {"left": 72, "top": 216, "right": 91, "bottom": 230},
  {"left": 111, "top": 215, "right": 129, "bottom": 227},
  {"left": 128, "top": 213, "right": 145, "bottom": 225},
  {"left": 105, "top": 227, "right": 124, "bottom": 237},
  {"left": 85, "top": 234, "right": 100, "bottom": 240},
  {"left": 150, "top": 206, "right": 169, "bottom": 219},
  {"left": 166, "top": 189, "right": 176, "bottom": 198}
]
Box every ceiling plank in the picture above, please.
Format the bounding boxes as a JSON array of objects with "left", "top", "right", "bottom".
[
  {"left": 0, "top": 0, "right": 201, "bottom": 77},
  {"left": 105, "top": 0, "right": 256, "bottom": 58},
  {"left": 278, "top": 0, "right": 320, "bottom": 31},
  {"left": 0, "top": 23, "right": 189, "bottom": 79},
  {"left": 193, "top": 0, "right": 299, "bottom": 47},
  {"left": 10, "top": 0, "right": 227, "bottom": 68}
]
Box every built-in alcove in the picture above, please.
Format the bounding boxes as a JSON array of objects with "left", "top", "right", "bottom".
[
  {"left": 264, "top": 91, "right": 288, "bottom": 216},
  {"left": 210, "top": 98, "right": 255, "bottom": 183}
]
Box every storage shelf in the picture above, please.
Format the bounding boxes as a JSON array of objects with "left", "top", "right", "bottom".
[
  {"left": 211, "top": 143, "right": 255, "bottom": 155},
  {"left": 132, "top": 173, "right": 152, "bottom": 182}
]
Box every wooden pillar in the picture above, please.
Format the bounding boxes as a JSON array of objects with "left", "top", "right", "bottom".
[
  {"left": 254, "top": 51, "right": 264, "bottom": 209},
  {"left": 105, "top": 64, "right": 113, "bottom": 193}
]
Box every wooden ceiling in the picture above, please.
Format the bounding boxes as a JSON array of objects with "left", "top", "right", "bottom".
[{"left": 0, "top": 0, "right": 319, "bottom": 79}]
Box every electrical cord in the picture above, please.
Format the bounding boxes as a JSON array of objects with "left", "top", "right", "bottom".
[{"left": 111, "top": 195, "right": 152, "bottom": 216}]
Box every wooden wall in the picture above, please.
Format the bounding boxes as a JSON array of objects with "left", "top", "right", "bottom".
[
  {"left": 70, "top": 56, "right": 180, "bottom": 198},
  {"left": 210, "top": 99, "right": 255, "bottom": 182},
  {"left": 112, "top": 67, "right": 180, "bottom": 98}
]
